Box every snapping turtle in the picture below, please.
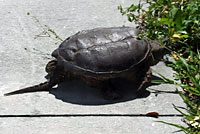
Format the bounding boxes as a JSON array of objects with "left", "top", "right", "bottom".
[{"left": 4, "top": 27, "right": 165, "bottom": 100}]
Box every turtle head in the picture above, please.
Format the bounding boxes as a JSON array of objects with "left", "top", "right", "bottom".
[{"left": 149, "top": 40, "right": 168, "bottom": 66}]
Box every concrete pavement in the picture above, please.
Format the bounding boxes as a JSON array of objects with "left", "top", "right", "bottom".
[{"left": 0, "top": 0, "right": 185, "bottom": 133}]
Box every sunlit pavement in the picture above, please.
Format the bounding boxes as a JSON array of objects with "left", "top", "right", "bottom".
[{"left": 0, "top": 0, "right": 185, "bottom": 133}]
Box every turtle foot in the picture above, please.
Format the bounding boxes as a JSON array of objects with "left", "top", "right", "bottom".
[{"left": 136, "top": 68, "right": 152, "bottom": 97}]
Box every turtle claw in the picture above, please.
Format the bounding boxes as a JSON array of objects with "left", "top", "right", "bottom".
[{"left": 136, "top": 68, "right": 152, "bottom": 98}]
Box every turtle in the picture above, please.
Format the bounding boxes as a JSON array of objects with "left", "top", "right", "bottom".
[{"left": 4, "top": 27, "right": 166, "bottom": 100}]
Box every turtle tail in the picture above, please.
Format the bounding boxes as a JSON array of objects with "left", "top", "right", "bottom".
[
  {"left": 4, "top": 65, "right": 65, "bottom": 96},
  {"left": 4, "top": 81, "right": 55, "bottom": 96}
]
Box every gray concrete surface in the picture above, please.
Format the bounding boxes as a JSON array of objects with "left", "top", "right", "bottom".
[
  {"left": 0, "top": 117, "right": 184, "bottom": 134},
  {"left": 0, "top": 0, "right": 185, "bottom": 134}
]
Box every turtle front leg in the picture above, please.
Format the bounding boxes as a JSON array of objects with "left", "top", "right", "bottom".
[
  {"left": 136, "top": 68, "right": 152, "bottom": 97},
  {"left": 101, "top": 80, "right": 122, "bottom": 100}
]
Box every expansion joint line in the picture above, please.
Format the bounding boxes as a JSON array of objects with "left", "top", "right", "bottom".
[{"left": 0, "top": 114, "right": 183, "bottom": 118}]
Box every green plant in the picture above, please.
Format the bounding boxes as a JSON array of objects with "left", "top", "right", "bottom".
[
  {"left": 152, "top": 51, "right": 200, "bottom": 133},
  {"left": 119, "top": 0, "right": 200, "bottom": 133},
  {"left": 169, "top": 51, "right": 200, "bottom": 98},
  {"left": 118, "top": 0, "right": 200, "bottom": 52},
  {"left": 27, "top": 12, "right": 63, "bottom": 42},
  {"left": 154, "top": 71, "right": 200, "bottom": 133}
]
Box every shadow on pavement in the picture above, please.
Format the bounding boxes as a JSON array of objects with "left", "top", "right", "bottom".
[{"left": 49, "top": 75, "right": 162, "bottom": 105}]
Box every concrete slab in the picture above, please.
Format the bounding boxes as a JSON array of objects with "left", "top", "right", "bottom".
[
  {"left": 0, "top": 117, "right": 185, "bottom": 134},
  {"left": 0, "top": 60, "right": 184, "bottom": 115},
  {"left": 0, "top": 0, "right": 186, "bottom": 133}
]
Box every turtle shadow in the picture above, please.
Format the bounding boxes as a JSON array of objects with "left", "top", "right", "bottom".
[{"left": 50, "top": 75, "right": 162, "bottom": 105}]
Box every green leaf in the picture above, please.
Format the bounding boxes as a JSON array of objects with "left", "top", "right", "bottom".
[
  {"left": 152, "top": 71, "right": 176, "bottom": 84},
  {"left": 127, "top": 15, "right": 132, "bottom": 22},
  {"left": 179, "top": 93, "right": 198, "bottom": 115},
  {"left": 152, "top": 79, "right": 168, "bottom": 84},
  {"left": 172, "top": 104, "right": 190, "bottom": 118},
  {"left": 170, "top": 8, "right": 179, "bottom": 19},
  {"left": 127, "top": 4, "right": 139, "bottom": 12},
  {"left": 180, "top": 34, "right": 189, "bottom": 38},
  {"left": 156, "top": 121, "right": 190, "bottom": 133},
  {"left": 159, "top": 18, "right": 171, "bottom": 25},
  {"left": 174, "top": 9, "right": 184, "bottom": 30}
]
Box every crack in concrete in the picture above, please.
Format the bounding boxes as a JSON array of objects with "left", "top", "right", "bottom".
[{"left": 0, "top": 114, "right": 183, "bottom": 118}]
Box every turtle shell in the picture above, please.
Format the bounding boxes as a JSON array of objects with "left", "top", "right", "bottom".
[{"left": 52, "top": 27, "right": 151, "bottom": 77}]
